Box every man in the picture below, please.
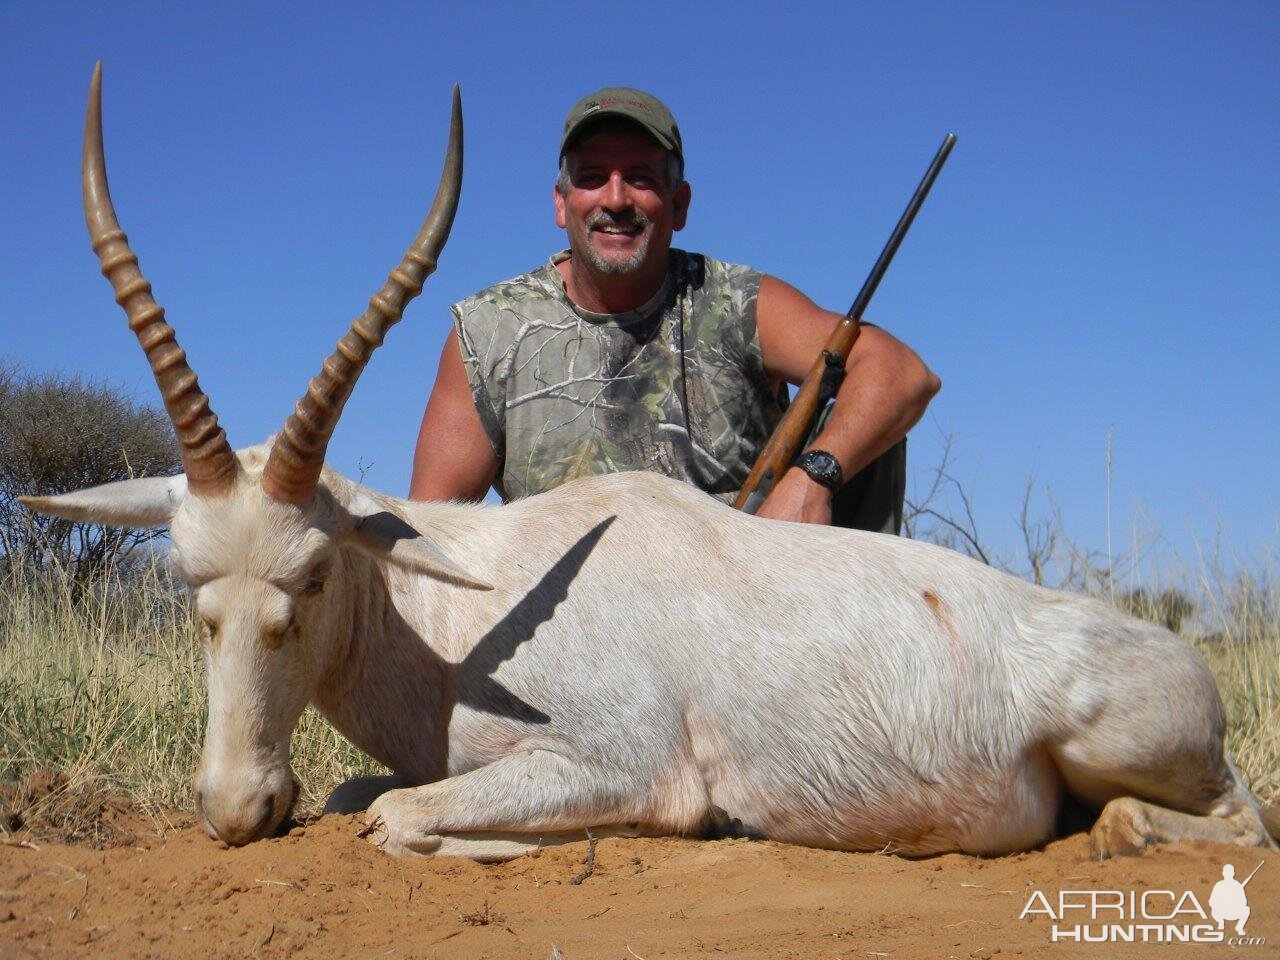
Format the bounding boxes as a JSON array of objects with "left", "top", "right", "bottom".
[{"left": 409, "top": 87, "right": 940, "bottom": 529}]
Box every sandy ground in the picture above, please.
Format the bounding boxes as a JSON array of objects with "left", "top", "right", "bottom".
[{"left": 1, "top": 812, "right": 1276, "bottom": 960}]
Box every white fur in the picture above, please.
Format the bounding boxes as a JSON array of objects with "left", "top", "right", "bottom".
[
  {"left": 24, "top": 446, "right": 1272, "bottom": 857},
  {"left": 20, "top": 475, "right": 186, "bottom": 527}
]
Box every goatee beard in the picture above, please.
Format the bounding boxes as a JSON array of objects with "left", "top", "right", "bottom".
[{"left": 581, "top": 211, "right": 652, "bottom": 275}]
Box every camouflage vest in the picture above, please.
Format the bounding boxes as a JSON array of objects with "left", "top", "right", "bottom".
[{"left": 452, "top": 249, "right": 786, "bottom": 503}]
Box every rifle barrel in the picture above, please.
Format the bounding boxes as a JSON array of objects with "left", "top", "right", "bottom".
[
  {"left": 846, "top": 132, "right": 956, "bottom": 322},
  {"left": 1242, "top": 860, "right": 1265, "bottom": 887},
  {"left": 732, "top": 133, "right": 956, "bottom": 514}
]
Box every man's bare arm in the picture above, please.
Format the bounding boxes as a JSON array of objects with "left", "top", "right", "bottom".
[
  {"left": 408, "top": 329, "right": 499, "bottom": 502},
  {"left": 753, "top": 275, "right": 940, "bottom": 524}
]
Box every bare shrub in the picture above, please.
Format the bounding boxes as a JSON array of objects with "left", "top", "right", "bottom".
[
  {"left": 902, "top": 433, "right": 991, "bottom": 565},
  {"left": 1217, "top": 572, "right": 1280, "bottom": 646},
  {"left": 1116, "top": 587, "right": 1197, "bottom": 634},
  {"left": 906, "top": 433, "right": 1131, "bottom": 595},
  {"left": 0, "top": 362, "right": 179, "bottom": 581}
]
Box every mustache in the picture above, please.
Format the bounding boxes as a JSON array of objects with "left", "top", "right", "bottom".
[{"left": 586, "top": 209, "right": 651, "bottom": 231}]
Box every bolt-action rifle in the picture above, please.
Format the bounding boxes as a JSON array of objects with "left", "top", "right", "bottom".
[{"left": 733, "top": 133, "right": 957, "bottom": 515}]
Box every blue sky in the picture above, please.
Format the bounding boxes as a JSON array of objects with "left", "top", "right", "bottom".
[{"left": 2, "top": 2, "right": 1276, "bottom": 576}]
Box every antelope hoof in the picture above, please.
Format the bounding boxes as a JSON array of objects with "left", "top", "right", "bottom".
[
  {"left": 1090, "top": 797, "right": 1152, "bottom": 860},
  {"left": 362, "top": 789, "right": 443, "bottom": 858}
]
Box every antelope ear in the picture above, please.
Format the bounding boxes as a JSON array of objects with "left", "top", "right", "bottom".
[
  {"left": 343, "top": 497, "right": 492, "bottom": 591},
  {"left": 19, "top": 475, "right": 187, "bottom": 527}
]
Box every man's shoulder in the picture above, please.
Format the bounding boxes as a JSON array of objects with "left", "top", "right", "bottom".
[
  {"left": 676, "top": 249, "right": 758, "bottom": 273},
  {"left": 671, "top": 249, "right": 763, "bottom": 295},
  {"left": 453, "top": 259, "right": 562, "bottom": 314}
]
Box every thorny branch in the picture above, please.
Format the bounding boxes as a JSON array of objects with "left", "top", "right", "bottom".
[
  {"left": 904, "top": 430, "right": 1135, "bottom": 595},
  {"left": 903, "top": 433, "right": 991, "bottom": 566}
]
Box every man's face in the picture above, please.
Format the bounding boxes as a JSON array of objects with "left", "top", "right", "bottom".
[{"left": 555, "top": 126, "right": 690, "bottom": 279}]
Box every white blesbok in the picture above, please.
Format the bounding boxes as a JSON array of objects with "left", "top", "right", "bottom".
[{"left": 24, "top": 66, "right": 1277, "bottom": 862}]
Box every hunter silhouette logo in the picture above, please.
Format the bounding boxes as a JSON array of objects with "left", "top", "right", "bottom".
[
  {"left": 1211, "top": 861, "right": 1263, "bottom": 936},
  {"left": 1019, "top": 860, "right": 1266, "bottom": 946}
]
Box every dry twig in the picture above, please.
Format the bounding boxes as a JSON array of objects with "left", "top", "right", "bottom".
[{"left": 569, "top": 834, "right": 598, "bottom": 885}]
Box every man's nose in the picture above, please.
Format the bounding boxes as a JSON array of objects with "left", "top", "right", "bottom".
[{"left": 601, "top": 172, "right": 630, "bottom": 212}]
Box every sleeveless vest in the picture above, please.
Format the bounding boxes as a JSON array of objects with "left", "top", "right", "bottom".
[{"left": 452, "top": 249, "right": 786, "bottom": 503}]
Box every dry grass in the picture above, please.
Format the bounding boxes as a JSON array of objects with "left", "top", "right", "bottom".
[
  {"left": 0, "top": 558, "right": 383, "bottom": 843},
  {"left": 0, "top": 535, "right": 1276, "bottom": 846},
  {"left": 1190, "top": 569, "right": 1280, "bottom": 800}
]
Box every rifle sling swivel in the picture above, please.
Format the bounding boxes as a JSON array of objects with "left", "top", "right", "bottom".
[{"left": 816, "top": 350, "right": 846, "bottom": 407}]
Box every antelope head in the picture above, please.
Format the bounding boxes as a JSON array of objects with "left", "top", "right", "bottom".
[{"left": 21, "top": 65, "right": 488, "bottom": 845}]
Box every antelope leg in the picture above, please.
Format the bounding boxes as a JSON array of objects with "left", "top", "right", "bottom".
[{"left": 362, "top": 750, "right": 637, "bottom": 860}]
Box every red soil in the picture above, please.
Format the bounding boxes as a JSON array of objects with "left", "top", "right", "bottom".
[{"left": 2, "top": 812, "right": 1274, "bottom": 959}]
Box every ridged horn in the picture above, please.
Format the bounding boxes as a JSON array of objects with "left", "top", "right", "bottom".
[
  {"left": 262, "top": 86, "right": 463, "bottom": 504},
  {"left": 83, "top": 63, "right": 238, "bottom": 496}
]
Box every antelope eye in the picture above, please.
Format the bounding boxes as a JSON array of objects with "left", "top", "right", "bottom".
[
  {"left": 264, "top": 614, "right": 297, "bottom": 648},
  {"left": 301, "top": 561, "right": 330, "bottom": 597}
]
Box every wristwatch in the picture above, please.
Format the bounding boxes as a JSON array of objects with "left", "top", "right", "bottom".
[{"left": 794, "top": 449, "right": 844, "bottom": 491}]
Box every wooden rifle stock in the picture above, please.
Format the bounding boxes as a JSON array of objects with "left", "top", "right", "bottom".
[{"left": 733, "top": 133, "right": 957, "bottom": 514}]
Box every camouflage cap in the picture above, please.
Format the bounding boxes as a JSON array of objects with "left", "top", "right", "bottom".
[{"left": 560, "top": 87, "right": 683, "bottom": 163}]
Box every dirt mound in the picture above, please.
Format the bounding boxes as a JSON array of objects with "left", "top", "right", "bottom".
[
  {"left": 0, "top": 770, "right": 153, "bottom": 850},
  {"left": 1, "top": 813, "right": 1274, "bottom": 958}
]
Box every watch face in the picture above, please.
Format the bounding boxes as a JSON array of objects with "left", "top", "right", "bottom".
[{"left": 799, "top": 451, "right": 842, "bottom": 490}]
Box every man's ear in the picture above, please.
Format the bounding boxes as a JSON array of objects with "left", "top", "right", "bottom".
[
  {"left": 19, "top": 475, "right": 187, "bottom": 527},
  {"left": 554, "top": 180, "right": 568, "bottom": 229},
  {"left": 672, "top": 180, "right": 691, "bottom": 232},
  {"left": 343, "top": 496, "right": 493, "bottom": 591}
]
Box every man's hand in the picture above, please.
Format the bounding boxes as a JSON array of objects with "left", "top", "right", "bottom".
[
  {"left": 754, "top": 467, "right": 834, "bottom": 525},
  {"left": 754, "top": 277, "right": 939, "bottom": 520}
]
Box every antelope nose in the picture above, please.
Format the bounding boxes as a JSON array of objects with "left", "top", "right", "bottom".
[{"left": 200, "top": 790, "right": 279, "bottom": 846}]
